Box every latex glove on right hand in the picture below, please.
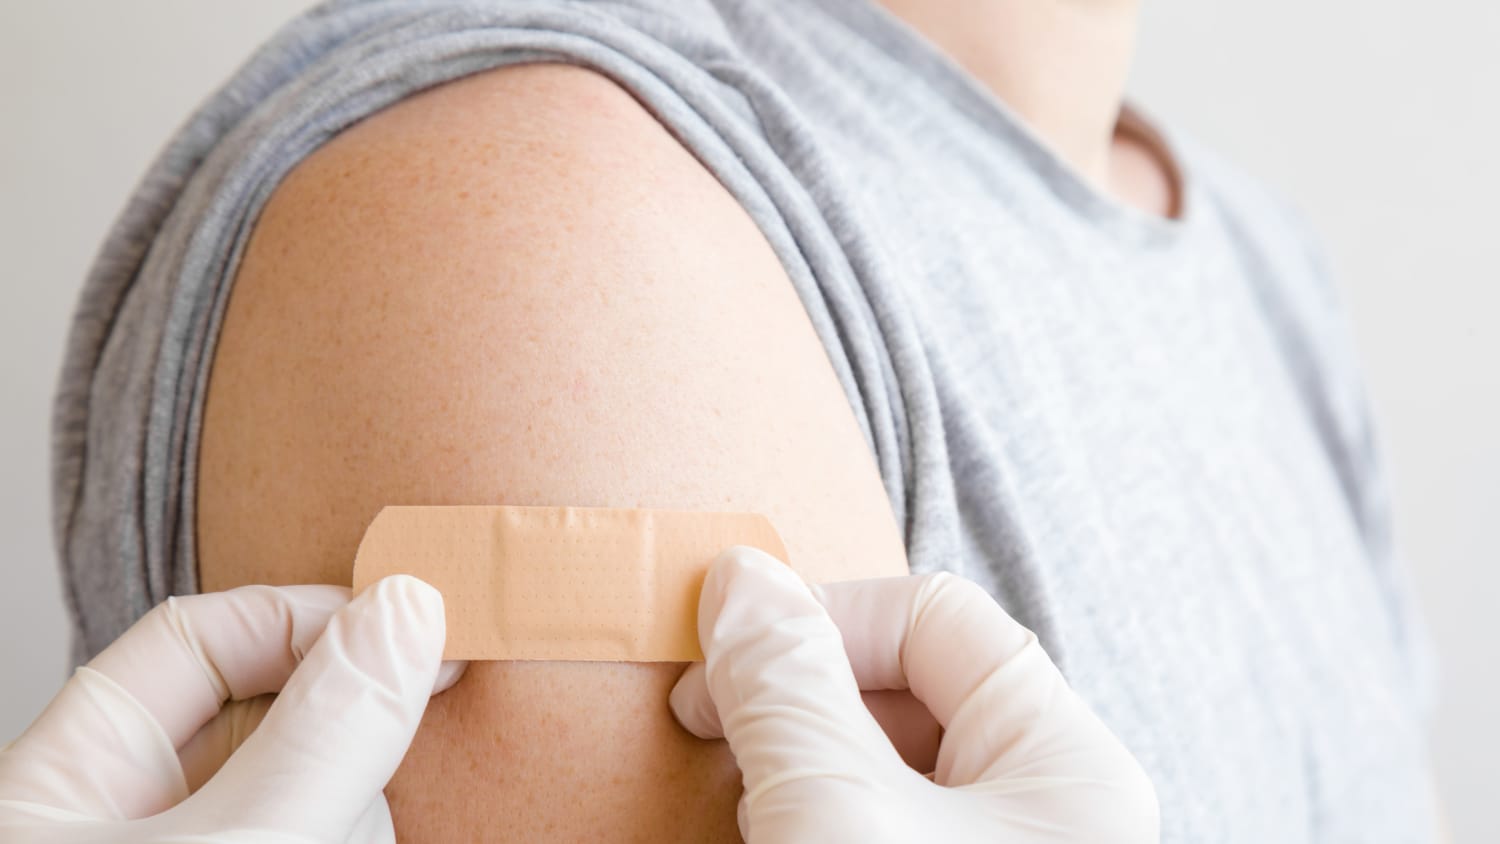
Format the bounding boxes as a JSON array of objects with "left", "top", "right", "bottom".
[{"left": 670, "top": 547, "right": 1159, "bottom": 844}]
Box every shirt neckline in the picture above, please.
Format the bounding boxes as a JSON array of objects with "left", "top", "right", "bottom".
[{"left": 812, "top": 0, "right": 1203, "bottom": 248}]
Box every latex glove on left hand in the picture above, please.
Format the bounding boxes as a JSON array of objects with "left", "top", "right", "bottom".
[{"left": 0, "top": 575, "right": 463, "bottom": 844}]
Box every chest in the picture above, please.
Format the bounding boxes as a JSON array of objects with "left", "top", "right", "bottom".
[{"left": 844, "top": 160, "right": 1426, "bottom": 842}]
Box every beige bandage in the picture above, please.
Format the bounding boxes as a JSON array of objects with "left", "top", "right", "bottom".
[{"left": 351, "top": 505, "right": 789, "bottom": 661}]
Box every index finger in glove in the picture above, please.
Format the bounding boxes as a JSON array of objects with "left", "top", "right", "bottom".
[
  {"left": 0, "top": 585, "right": 351, "bottom": 820},
  {"left": 185, "top": 574, "right": 447, "bottom": 838},
  {"left": 669, "top": 548, "right": 909, "bottom": 793},
  {"left": 810, "top": 572, "right": 1038, "bottom": 729},
  {"left": 817, "top": 573, "right": 1140, "bottom": 791},
  {"left": 87, "top": 584, "right": 352, "bottom": 750},
  {"left": 672, "top": 569, "right": 1037, "bottom": 736}
]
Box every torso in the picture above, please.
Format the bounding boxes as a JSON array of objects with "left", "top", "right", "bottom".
[{"left": 59, "top": 3, "right": 1436, "bottom": 842}]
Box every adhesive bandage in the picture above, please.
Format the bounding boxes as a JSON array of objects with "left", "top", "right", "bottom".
[{"left": 351, "top": 505, "right": 789, "bottom": 661}]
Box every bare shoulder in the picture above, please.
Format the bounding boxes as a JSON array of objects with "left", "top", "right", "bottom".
[
  {"left": 196, "top": 62, "right": 906, "bottom": 840},
  {"left": 200, "top": 60, "right": 905, "bottom": 587}
]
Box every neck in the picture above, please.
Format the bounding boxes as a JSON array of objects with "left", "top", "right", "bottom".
[{"left": 875, "top": 0, "right": 1142, "bottom": 191}]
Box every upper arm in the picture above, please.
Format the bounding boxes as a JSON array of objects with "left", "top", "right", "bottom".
[{"left": 196, "top": 62, "right": 908, "bottom": 840}]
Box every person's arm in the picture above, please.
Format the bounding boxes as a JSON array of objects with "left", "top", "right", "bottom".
[{"left": 195, "top": 61, "right": 912, "bottom": 841}]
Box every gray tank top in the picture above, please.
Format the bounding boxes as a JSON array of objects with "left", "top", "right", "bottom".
[{"left": 51, "top": 1, "right": 1438, "bottom": 840}]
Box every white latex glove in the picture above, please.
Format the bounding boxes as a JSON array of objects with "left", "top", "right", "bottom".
[
  {"left": 670, "top": 546, "right": 1159, "bottom": 843},
  {"left": 0, "top": 575, "right": 463, "bottom": 843}
]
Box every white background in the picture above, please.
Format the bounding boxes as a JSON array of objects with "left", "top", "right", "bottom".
[{"left": 2, "top": 2, "right": 1494, "bottom": 840}]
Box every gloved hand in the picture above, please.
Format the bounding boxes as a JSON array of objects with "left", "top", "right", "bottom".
[
  {"left": 670, "top": 546, "right": 1159, "bottom": 843},
  {"left": 0, "top": 575, "right": 463, "bottom": 843}
]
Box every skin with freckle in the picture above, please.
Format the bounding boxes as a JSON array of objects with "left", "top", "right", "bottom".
[{"left": 196, "top": 63, "right": 922, "bottom": 841}]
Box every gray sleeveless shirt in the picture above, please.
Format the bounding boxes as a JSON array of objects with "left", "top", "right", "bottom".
[{"left": 51, "top": 1, "right": 1438, "bottom": 840}]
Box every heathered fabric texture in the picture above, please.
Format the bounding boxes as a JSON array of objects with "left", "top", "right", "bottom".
[{"left": 51, "top": 1, "right": 1438, "bottom": 840}]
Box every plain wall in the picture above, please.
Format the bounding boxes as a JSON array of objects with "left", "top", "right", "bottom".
[{"left": 3, "top": 2, "right": 1494, "bottom": 840}]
